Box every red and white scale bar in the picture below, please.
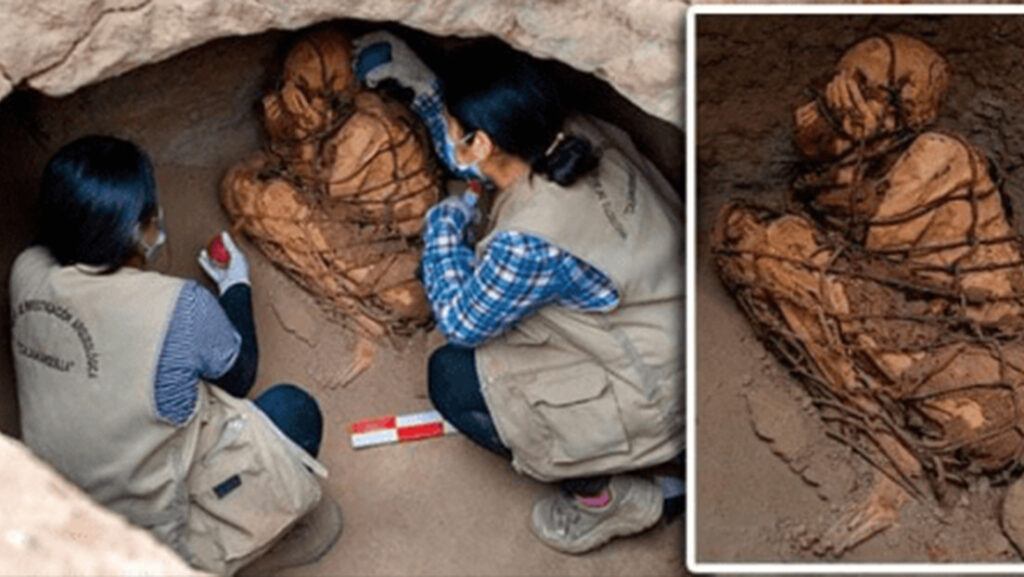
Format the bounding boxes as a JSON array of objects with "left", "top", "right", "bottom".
[{"left": 349, "top": 410, "right": 459, "bottom": 449}]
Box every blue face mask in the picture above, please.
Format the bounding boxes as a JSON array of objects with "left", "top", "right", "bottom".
[{"left": 443, "top": 127, "right": 488, "bottom": 182}]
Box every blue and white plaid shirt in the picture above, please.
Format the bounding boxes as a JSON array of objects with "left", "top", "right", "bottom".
[
  {"left": 411, "top": 79, "right": 619, "bottom": 346},
  {"left": 411, "top": 81, "right": 486, "bottom": 182},
  {"left": 421, "top": 205, "right": 620, "bottom": 347}
]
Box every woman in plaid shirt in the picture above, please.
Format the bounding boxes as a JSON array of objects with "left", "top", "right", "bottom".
[{"left": 356, "top": 33, "right": 684, "bottom": 554}]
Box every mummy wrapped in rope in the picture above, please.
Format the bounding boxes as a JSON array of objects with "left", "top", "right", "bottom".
[
  {"left": 712, "top": 34, "right": 1024, "bottom": 555},
  {"left": 221, "top": 29, "right": 441, "bottom": 339}
]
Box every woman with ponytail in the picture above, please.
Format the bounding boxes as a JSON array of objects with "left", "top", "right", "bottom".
[{"left": 356, "top": 34, "right": 684, "bottom": 554}]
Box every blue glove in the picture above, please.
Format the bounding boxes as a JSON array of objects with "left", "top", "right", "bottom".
[
  {"left": 353, "top": 31, "right": 489, "bottom": 185},
  {"left": 354, "top": 42, "right": 392, "bottom": 82},
  {"left": 352, "top": 32, "right": 438, "bottom": 101}
]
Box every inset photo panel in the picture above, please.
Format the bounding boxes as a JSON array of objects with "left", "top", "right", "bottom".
[{"left": 688, "top": 5, "right": 1024, "bottom": 572}]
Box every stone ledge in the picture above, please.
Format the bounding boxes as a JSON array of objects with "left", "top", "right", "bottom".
[
  {"left": 0, "top": 0, "right": 686, "bottom": 127},
  {"left": 0, "top": 432, "right": 203, "bottom": 576}
]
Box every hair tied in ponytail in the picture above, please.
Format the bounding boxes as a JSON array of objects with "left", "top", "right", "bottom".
[{"left": 534, "top": 132, "right": 601, "bottom": 187}]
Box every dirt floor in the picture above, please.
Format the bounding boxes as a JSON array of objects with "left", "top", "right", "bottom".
[
  {"left": 0, "top": 24, "right": 683, "bottom": 577},
  {"left": 695, "top": 15, "right": 1024, "bottom": 564}
]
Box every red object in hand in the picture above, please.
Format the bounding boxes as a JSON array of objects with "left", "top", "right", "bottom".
[{"left": 207, "top": 235, "right": 231, "bottom": 268}]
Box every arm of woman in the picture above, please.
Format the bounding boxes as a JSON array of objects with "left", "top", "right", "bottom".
[
  {"left": 209, "top": 283, "right": 258, "bottom": 395},
  {"left": 421, "top": 203, "right": 619, "bottom": 347},
  {"left": 196, "top": 232, "right": 257, "bottom": 397},
  {"left": 352, "top": 31, "right": 480, "bottom": 181},
  {"left": 153, "top": 281, "right": 251, "bottom": 425}
]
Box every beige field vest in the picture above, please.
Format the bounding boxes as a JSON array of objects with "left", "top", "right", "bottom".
[
  {"left": 475, "top": 115, "right": 685, "bottom": 482},
  {"left": 10, "top": 246, "right": 323, "bottom": 575}
]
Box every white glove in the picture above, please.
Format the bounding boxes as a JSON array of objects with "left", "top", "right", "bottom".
[
  {"left": 352, "top": 31, "right": 438, "bottom": 99},
  {"left": 430, "top": 192, "right": 479, "bottom": 226},
  {"left": 198, "top": 231, "right": 250, "bottom": 295}
]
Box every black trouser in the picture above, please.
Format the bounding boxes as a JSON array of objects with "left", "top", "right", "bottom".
[
  {"left": 427, "top": 344, "right": 610, "bottom": 496},
  {"left": 215, "top": 284, "right": 324, "bottom": 458}
]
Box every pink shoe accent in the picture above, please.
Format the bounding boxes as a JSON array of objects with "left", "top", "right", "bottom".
[{"left": 577, "top": 490, "right": 612, "bottom": 509}]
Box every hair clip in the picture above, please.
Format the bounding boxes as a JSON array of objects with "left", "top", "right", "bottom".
[{"left": 545, "top": 132, "right": 566, "bottom": 157}]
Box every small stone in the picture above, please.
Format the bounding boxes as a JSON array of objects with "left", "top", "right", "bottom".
[{"left": 4, "top": 530, "right": 32, "bottom": 549}]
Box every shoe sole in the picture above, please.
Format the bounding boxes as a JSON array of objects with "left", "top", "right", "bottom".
[
  {"left": 240, "top": 497, "right": 344, "bottom": 575},
  {"left": 296, "top": 499, "right": 344, "bottom": 566},
  {"left": 530, "top": 484, "right": 664, "bottom": 555}
]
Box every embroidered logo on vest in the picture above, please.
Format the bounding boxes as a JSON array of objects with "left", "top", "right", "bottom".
[
  {"left": 587, "top": 171, "right": 629, "bottom": 240},
  {"left": 13, "top": 299, "right": 100, "bottom": 378}
]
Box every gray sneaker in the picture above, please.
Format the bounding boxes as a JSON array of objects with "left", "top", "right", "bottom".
[
  {"left": 530, "top": 475, "right": 663, "bottom": 554},
  {"left": 240, "top": 494, "right": 343, "bottom": 575}
]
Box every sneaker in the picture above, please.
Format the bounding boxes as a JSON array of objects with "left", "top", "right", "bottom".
[
  {"left": 530, "top": 475, "right": 663, "bottom": 554},
  {"left": 240, "top": 494, "right": 343, "bottom": 575}
]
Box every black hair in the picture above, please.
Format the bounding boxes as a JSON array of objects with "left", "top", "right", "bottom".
[
  {"left": 443, "top": 44, "right": 600, "bottom": 187},
  {"left": 36, "top": 135, "right": 157, "bottom": 268}
]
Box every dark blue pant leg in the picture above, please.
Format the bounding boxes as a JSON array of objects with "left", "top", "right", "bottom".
[
  {"left": 254, "top": 383, "right": 324, "bottom": 458},
  {"left": 427, "top": 344, "right": 511, "bottom": 458},
  {"left": 427, "top": 344, "right": 610, "bottom": 495},
  {"left": 211, "top": 284, "right": 258, "bottom": 397}
]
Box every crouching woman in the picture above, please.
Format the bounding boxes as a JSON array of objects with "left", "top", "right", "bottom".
[
  {"left": 10, "top": 136, "right": 340, "bottom": 575},
  {"left": 356, "top": 34, "right": 685, "bottom": 554}
]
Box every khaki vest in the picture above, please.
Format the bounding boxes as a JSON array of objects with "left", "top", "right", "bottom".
[
  {"left": 10, "top": 246, "right": 323, "bottom": 575},
  {"left": 475, "top": 115, "right": 685, "bottom": 482}
]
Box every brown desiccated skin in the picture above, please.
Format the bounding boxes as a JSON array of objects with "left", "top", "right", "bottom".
[
  {"left": 282, "top": 28, "right": 355, "bottom": 96},
  {"left": 713, "top": 33, "right": 1024, "bottom": 500},
  {"left": 834, "top": 34, "right": 950, "bottom": 132},
  {"left": 262, "top": 29, "right": 356, "bottom": 145},
  {"left": 793, "top": 34, "right": 951, "bottom": 162},
  {"left": 335, "top": 338, "right": 379, "bottom": 389},
  {"left": 222, "top": 149, "right": 437, "bottom": 337},
  {"left": 261, "top": 86, "right": 328, "bottom": 143},
  {"left": 320, "top": 92, "right": 437, "bottom": 204},
  {"left": 222, "top": 35, "right": 441, "bottom": 341},
  {"left": 714, "top": 197, "right": 1024, "bottom": 489}
]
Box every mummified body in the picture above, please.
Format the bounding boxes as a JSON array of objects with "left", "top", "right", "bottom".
[
  {"left": 221, "top": 29, "right": 441, "bottom": 338},
  {"left": 712, "top": 34, "right": 1024, "bottom": 552}
]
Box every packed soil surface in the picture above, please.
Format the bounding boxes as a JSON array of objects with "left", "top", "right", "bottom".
[
  {"left": 696, "top": 14, "right": 1024, "bottom": 564},
  {"left": 0, "top": 24, "right": 683, "bottom": 576}
]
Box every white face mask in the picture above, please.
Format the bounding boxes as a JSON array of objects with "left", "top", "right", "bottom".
[{"left": 135, "top": 207, "right": 167, "bottom": 263}]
